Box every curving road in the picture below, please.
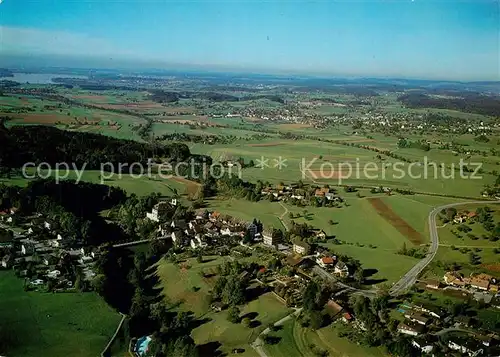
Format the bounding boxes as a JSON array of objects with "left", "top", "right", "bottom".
[
  {"left": 389, "top": 200, "right": 496, "bottom": 296},
  {"left": 251, "top": 308, "right": 302, "bottom": 357}
]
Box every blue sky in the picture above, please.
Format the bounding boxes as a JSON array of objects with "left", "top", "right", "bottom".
[{"left": 0, "top": 0, "right": 498, "bottom": 80}]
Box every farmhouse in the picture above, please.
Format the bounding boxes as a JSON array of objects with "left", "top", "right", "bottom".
[
  {"left": 469, "top": 273, "right": 494, "bottom": 291},
  {"left": 310, "top": 229, "right": 327, "bottom": 239},
  {"left": 422, "top": 279, "right": 441, "bottom": 290},
  {"left": 325, "top": 299, "right": 344, "bottom": 317}
]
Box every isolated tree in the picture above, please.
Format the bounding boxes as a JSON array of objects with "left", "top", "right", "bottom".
[{"left": 227, "top": 305, "right": 240, "bottom": 324}]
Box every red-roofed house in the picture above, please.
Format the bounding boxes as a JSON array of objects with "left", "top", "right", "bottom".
[
  {"left": 342, "top": 312, "right": 353, "bottom": 323},
  {"left": 316, "top": 256, "right": 336, "bottom": 268}
]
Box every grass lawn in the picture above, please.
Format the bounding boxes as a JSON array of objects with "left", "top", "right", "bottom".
[
  {"left": 324, "top": 244, "right": 419, "bottom": 285},
  {"left": 206, "top": 198, "right": 287, "bottom": 231},
  {"left": 264, "top": 318, "right": 386, "bottom": 357},
  {"left": 155, "top": 256, "right": 292, "bottom": 357},
  {"left": 284, "top": 198, "right": 413, "bottom": 249},
  {"left": 0, "top": 271, "right": 121, "bottom": 357}
]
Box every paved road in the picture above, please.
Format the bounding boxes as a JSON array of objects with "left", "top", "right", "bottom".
[
  {"left": 389, "top": 200, "right": 497, "bottom": 296},
  {"left": 251, "top": 308, "right": 302, "bottom": 357}
]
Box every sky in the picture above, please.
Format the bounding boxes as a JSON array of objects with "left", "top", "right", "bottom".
[{"left": 0, "top": 0, "right": 499, "bottom": 80}]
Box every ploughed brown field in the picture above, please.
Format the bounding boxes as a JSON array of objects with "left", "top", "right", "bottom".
[{"left": 368, "top": 197, "right": 424, "bottom": 245}]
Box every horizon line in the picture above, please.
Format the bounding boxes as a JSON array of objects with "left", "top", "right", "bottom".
[{"left": 2, "top": 52, "right": 499, "bottom": 83}]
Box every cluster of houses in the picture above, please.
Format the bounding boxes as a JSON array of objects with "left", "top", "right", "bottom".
[
  {"left": 145, "top": 201, "right": 332, "bottom": 255},
  {"left": 395, "top": 300, "right": 499, "bottom": 356},
  {"left": 146, "top": 202, "right": 264, "bottom": 250},
  {"left": 397, "top": 301, "right": 445, "bottom": 338},
  {"left": 453, "top": 211, "right": 477, "bottom": 224},
  {"left": 260, "top": 184, "right": 343, "bottom": 206},
  {"left": 443, "top": 272, "right": 499, "bottom": 294},
  {"left": 291, "top": 239, "right": 349, "bottom": 277},
  {"left": 0, "top": 212, "right": 97, "bottom": 289}
]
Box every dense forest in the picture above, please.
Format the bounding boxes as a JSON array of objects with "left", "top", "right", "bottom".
[
  {"left": 0, "top": 123, "right": 194, "bottom": 169},
  {"left": 398, "top": 93, "right": 500, "bottom": 117},
  {"left": 148, "top": 89, "right": 285, "bottom": 104}
]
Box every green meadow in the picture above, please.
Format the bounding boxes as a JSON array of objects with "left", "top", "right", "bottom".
[
  {"left": 0, "top": 271, "right": 121, "bottom": 357},
  {"left": 263, "top": 318, "right": 386, "bottom": 357},
  {"left": 155, "top": 256, "right": 292, "bottom": 357}
]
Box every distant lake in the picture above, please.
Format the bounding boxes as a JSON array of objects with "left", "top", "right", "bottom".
[{"left": 0, "top": 73, "right": 88, "bottom": 84}]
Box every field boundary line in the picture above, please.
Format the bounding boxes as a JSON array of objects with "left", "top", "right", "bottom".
[{"left": 101, "top": 312, "right": 127, "bottom": 357}]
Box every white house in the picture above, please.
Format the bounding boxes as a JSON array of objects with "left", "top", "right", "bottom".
[
  {"left": 1, "top": 255, "right": 12, "bottom": 268},
  {"left": 190, "top": 236, "right": 207, "bottom": 249},
  {"left": 21, "top": 243, "right": 35, "bottom": 255},
  {"left": 411, "top": 340, "right": 433, "bottom": 354},
  {"left": 448, "top": 340, "right": 483, "bottom": 357},
  {"left": 31, "top": 279, "right": 44, "bottom": 286},
  {"left": 44, "top": 221, "right": 51, "bottom": 230},
  {"left": 78, "top": 256, "right": 94, "bottom": 265},
  {"left": 325, "top": 192, "right": 335, "bottom": 200},
  {"left": 221, "top": 227, "right": 232, "bottom": 236},
  {"left": 46, "top": 270, "right": 61, "bottom": 278},
  {"left": 334, "top": 262, "right": 349, "bottom": 277},
  {"left": 48, "top": 239, "right": 61, "bottom": 248},
  {"left": 146, "top": 202, "right": 172, "bottom": 222},
  {"left": 293, "top": 241, "right": 310, "bottom": 255}
]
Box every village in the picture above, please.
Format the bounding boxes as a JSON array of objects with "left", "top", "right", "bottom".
[
  {"left": 2, "top": 199, "right": 500, "bottom": 356},
  {"left": 0, "top": 208, "right": 98, "bottom": 291}
]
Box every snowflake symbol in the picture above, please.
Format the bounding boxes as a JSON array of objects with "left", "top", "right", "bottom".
[
  {"left": 273, "top": 156, "right": 288, "bottom": 170},
  {"left": 255, "top": 156, "right": 270, "bottom": 170}
]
